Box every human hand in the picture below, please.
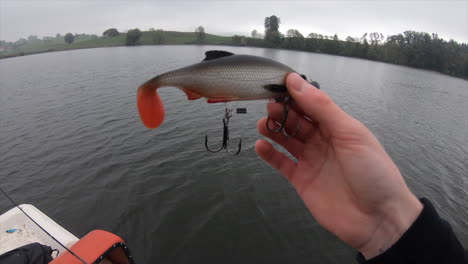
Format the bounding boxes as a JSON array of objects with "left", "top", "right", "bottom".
[{"left": 256, "top": 73, "right": 423, "bottom": 259}]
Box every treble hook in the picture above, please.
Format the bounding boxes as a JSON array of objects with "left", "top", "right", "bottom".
[
  {"left": 205, "top": 105, "right": 242, "bottom": 155},
  {"left": 266, "top": 96, "right": 301, "bottom": 137}
]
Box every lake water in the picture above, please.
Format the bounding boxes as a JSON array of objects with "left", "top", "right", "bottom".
[{"left": 0, "top": 45, "right": 467, "bottom": 263}]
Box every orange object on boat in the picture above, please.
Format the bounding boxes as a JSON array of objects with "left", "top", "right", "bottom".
[{"left": 50, "top": 230, "right": 135, "bottom": 264}]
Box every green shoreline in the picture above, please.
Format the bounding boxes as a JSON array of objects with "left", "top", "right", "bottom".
[
  {"left": 1, "top": 30, "right": 467, "bottom": 79},
  {"left": 0, "top": 31, "right": 232, "bottom": 60}
]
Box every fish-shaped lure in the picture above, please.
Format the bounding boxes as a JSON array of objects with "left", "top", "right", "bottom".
[{"left": 137, "top": 50, "right": 316, "bottom": 128}]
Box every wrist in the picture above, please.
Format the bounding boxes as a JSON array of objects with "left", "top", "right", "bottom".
[{"left": 358, "top": 192, "right": 423, "bottom": 259}]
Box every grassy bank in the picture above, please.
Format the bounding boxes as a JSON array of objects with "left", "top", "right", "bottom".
[{"left": 0, "top": 31, "right": 231, "bottom": 59}]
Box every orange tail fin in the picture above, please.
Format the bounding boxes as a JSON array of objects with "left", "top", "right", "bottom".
[{"left": 137, "top": 84, "right": 165, "bottom": 129}]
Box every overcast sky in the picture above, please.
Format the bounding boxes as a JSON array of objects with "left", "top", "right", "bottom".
[{"left": 1, "top": 0, "right": 467, "bottom": 43}]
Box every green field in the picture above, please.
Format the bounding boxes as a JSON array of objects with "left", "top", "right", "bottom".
[{"left": 0, "top": 31, "right": 233, "bottom": 59}]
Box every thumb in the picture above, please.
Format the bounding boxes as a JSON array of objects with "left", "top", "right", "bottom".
[{"left": 286, "top": 73, "right": 348, "bottom": 127}]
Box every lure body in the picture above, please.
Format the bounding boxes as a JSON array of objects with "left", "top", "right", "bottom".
[{"left": 137, "top": 50, "right": 296, "bottom": 128}]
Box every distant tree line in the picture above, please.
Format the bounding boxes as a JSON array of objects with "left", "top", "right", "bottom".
[
  {"left": 0, "top": 32, "right": 99, "bottom": 53},
  {"left": 239, "top": 15, "right": 468, "bottom": 78},
  {"left": 1, "top": 21, "right": 466, "bottom": 78}
]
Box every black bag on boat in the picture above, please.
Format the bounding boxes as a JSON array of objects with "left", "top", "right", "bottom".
[{"left": 0, "top": 243, "right": 53, "bottom": 264}]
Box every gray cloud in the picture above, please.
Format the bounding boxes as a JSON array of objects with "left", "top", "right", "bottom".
[{"left": 1, "top": 0, "right": 467, "bottom": 42}]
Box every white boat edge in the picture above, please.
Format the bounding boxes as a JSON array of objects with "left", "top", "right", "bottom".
[{"left": 0, "top": 204, "right": 79, "bottom": 256}]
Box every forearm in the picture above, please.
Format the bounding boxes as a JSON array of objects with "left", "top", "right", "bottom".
[{"left": 356, "top": 198, "right": 468, "bottom": 264}]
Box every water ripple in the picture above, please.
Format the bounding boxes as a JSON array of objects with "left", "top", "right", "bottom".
[{"left": 0, "top": 46, "right": 467, "bottom": 263}]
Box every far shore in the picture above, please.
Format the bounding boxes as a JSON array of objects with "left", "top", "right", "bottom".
[{"left": 1, "top": 30, "right": 467, "bottom": 79}]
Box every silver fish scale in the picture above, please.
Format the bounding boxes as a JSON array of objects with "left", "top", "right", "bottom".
[{"left": 150, "top": 54, "right": 294, "bottom": 101}]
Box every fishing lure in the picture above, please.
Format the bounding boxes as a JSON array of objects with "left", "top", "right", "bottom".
[{"left": 137, "top": 50, "right": 320, "bottom": 154}]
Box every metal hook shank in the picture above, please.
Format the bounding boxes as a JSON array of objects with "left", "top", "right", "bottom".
[
  {"left": 205, "top": 109, "right": 242, "bottom": 155},
  {"left": 266, "top": 96, "right": 301, "bottom": 137}
]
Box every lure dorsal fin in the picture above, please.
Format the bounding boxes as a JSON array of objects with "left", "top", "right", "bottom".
[{"left": 203, "top": 50, "right": 234, "bottom": 61}]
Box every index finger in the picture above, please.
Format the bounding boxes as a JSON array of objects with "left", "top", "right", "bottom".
[{"left": 286, "top": 73, "right": 349, "bottom": 129}]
